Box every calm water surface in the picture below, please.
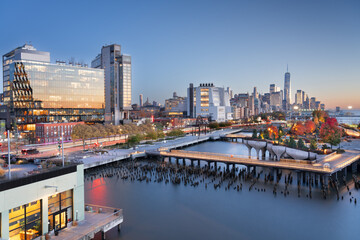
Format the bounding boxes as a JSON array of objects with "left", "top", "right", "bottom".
[{"left": 85, "top": 141, "right": 360, "bottom": 240}]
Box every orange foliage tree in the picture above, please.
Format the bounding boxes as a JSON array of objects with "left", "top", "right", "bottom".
[
  {"left": 291, "top": 121, "right": 306, "bottom": 136},
  {"left": 304, "top": 120, "right": 316, "bottom": 134},
  {"left": 267, "top": 125, "right": 279, "bottom": 139}
]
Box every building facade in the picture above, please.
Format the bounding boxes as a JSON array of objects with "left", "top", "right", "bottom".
[
  {"left": 2, "top": 44, "right": 105, "bottom": 131},
  {"left": 0, "top": 164, "right": 84, "bottom": 239},
  {"left": 91, "top": 44, "right": 132, "bottom": 125},
  {"left": 164, "top": 92, "right": 187, "bottom": 117},
  {"left": 35, "top": 122, "right": 84, "bottom": 144},
  {"left": 283, "top": 67, "right": 291, "bottom": 110},
  {"left": 187, "top": 83, "right": 232, "bottom": 122}
]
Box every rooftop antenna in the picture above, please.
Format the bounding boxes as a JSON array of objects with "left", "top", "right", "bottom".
[{"left": 287, "top": 64, "right": 288, "bottom": 72}]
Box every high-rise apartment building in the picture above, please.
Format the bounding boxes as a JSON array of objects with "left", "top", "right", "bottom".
[
  {"left": 2, "top": 44, "right": 104, "bottom": 131},
  {"left": 283, "top": 66, "right": 291, "bottom": 110},
  {"left": 295, "top": 90, "right": 303, "bottom": 106},
  {"left": 92, "top": 44, "right": 131, "bottom": 125}
]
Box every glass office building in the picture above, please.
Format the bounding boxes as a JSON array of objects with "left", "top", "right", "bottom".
[
  {"left": 91, "top": 44, "right": 131, "bottom": 125},
  {"left": 2, "top": 44, "right": 105, "bottom": 131}
]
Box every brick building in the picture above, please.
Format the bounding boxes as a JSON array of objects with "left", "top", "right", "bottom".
[{"left": 35, "top": 122, "right": 84, "bottom": 143}]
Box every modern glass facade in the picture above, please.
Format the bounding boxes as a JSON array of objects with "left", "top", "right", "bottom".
[
  {"left": 5, "top": 60, "right": 104, "bottom": 129},
  {"left": 48, "top": 190, "right": 73, "bottom": 232},
  {"left": 119, "top": 55, "right": 132, "bottom": 110},
  {"left": 9, "top": 200, "right": 42, "bottom": 240}
]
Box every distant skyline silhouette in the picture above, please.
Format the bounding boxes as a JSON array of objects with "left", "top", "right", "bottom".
[{"left": 0, "top": 0, "right": 359, "bottom": 109}]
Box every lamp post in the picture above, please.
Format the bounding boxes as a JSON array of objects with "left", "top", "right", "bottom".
[
  {"left": 7, "top": 130, "right": 11, "bottom": 179},
  {"left": 61, "top": 126, "right": 64, "bottom": 167}
]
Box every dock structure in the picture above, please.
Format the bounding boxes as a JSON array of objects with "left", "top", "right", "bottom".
[
  {"left": 154, "top": 149, "right": 360, "bottom": 185},
  {"left": 51, "top": 204, "right": 123, "bottom": 240},
  {"left": 81, "top": 129, "right": 242, "bottom": 169}
]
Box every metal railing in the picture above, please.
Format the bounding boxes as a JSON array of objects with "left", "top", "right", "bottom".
[{"left": 162, "top": 150, "right": 333, "bottom": 173}]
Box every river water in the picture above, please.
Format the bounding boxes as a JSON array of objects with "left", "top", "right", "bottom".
[{"left": 85, "top": 141, "right": 360, "bottom": 240}]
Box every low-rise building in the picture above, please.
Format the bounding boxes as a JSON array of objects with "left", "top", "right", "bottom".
[
  {"left": 35, "top": 122, "right": 84, "bottom": 143},
  {"left": 0, "top": 164, "right": 84, "bottom": 239}
]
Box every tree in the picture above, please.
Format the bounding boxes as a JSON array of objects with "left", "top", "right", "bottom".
[
  {"left": 145, "top": 130, "right": 158, "bottom": 140},
  {"left": 252, "top": 129, "right": 257, "bottom": 138},
  {"left": 208, "top": 122, "right": 220, "bottom": 129},
  {"left": 313, "top": 110, "right": 328, "bottom": 126},
  {"left": 291, "top": 121, "right": 306, "bottom": 136},
  {"left": 268, "top": 125, "right": 278, "bottom": 139},
  {"left": 310, "top": 139, "right": 318, "bottom": 151},
  {"left": 166, "top": 129, "right": 184, "bottom": 137},
  {"left": 304, "top": 120, "right": 316, "bottom": 134},
  {"left": 288, "top": 137, "right": 297, "bottom": 148},
  {"left": 320, "top": 117, "right": 342, "bottom": 149},
  {"left": 263, "top": 129, "right": 270, "bottom": 139},
  {"left": 297, "top": 139, "right": 307, "bottom": 150},
  {"left": 128, "top": 134, "right": 143, "bottom": 146},
  {"left": 71, "top": 124, "right": 92, "bottom": 150}
]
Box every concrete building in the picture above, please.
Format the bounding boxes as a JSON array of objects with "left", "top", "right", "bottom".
[
  {"left": 2, "top": 44, "right": 105, "bottom": 132},
  {"left": 0, "top": 164, "right": 84, "bottom": 239},
  {"left": 187, "top": 83, "right": 232, "bottom": 122},
  {"left": 164, "top": 92, "right": 187, "bottom": 117},
  {"left": 91, "top": 44, "right": 131, "bottom": 125}
]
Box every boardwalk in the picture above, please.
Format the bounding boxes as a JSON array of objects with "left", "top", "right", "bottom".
[{"left": 160, "top": 149, "right": 360, "bottom": 175}]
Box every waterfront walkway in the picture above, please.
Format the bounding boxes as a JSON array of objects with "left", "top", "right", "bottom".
[{"left": 81, "top": 129, "right": 241, "bottom": 169}]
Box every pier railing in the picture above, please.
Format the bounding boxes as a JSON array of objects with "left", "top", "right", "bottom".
[
  {"left": 84, "top": 203, "right": 123, "bottom": 234},
  {"left": 163, "top": 150, "right": 333, "bottom": 174}
]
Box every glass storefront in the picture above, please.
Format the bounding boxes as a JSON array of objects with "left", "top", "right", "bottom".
[
  {"left": 9, "top": 200, "right": 42, "bottom": 240},
  {"left": 48, "top": 190, "right": 73, "bottom": 232}
]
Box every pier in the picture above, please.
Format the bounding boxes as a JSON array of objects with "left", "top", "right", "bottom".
[{"left": 51, "top": 204, "right": 123, "bottom": 240}]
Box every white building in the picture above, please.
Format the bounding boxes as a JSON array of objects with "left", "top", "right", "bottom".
[
  {"left": 0, "top": 164, "right": 84, "bottom": 239},
  {"left": 187, "top": 83, "right": 232, "bottom": 122}
]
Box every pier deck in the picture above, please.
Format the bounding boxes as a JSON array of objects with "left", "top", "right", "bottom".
[
  {"left": 51, "top": 204, "right": 123, "bottom": 240},
  {"left": 159, "top": 149, "right": 360, "bottom": 175}
]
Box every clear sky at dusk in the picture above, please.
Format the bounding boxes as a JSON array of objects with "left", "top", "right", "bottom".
[{"left": 0, "top": 0, "right": 359, "bottom": 109}]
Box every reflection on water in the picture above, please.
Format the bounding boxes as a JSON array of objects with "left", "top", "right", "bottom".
[{"left": 85, "top": 141, "right": 360, "bottom": 240}]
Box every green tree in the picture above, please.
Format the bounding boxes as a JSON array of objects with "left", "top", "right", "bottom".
[
  {"left": 288, "top": 137, "right": 297, "bottom": 148},
  {"left": 128, "top": 134, "right": 143, "bottom": 146},
  {"left": 209, "top": 122, "right": 220, "bottom": 129},
  {"left": 263, "top": 129, "right": 270, "bottom": 139},
  {"left": 310, "top": 139, "right": 318, "bottom": 151},
  {"left": 252, "top": 129, "right": 257, "bottom": 138},
  {"left": 297, "top": 139, "right": 306, "bottom": 150}
]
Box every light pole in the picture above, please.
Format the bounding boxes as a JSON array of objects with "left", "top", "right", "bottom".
[
  {"left": 7, "top": 130, "right": 11, "bottom": 179},
  {"left": 61, "top": 126, "right": 64, "bottom": 167}
]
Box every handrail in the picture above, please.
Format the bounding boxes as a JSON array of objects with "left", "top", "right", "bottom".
[{"left": 162, "top": 150, "right": 333, "bottom": 173}]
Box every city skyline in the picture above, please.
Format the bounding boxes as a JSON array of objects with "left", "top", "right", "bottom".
[{"left": 0, "top": 0, "right": 359, "bottom": 109}]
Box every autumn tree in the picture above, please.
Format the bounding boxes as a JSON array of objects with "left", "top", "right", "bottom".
[
  {"left": 313, "top": 110, "right": 329, "bottom": 126},
  {"left": 304, "top": 120, "right": 316, "bottom": 134},
  {"left": 291, "top": 121, "right": 306, "bottom": 136},
  {"left": 71, "top": 124, "right": 92, "bottom": 150},
  {"left": 268, "top": 125, "right": 279, "bottom": 139},
  {"left": 320, "top": 117, "right": 342, "bottom": 149}
]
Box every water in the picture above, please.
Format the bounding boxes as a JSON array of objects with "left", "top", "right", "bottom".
[
  {"left": 335, "top": 109, "right": 360, "bottom": 125},
  {"left": 85, "top": 141, "right": 360, "bottom": 240}
]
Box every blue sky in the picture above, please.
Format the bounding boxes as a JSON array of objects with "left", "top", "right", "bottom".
[{"left": 1, "top": 0, "right": 359, "bottom": 109}]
